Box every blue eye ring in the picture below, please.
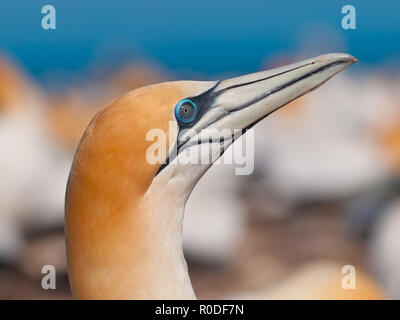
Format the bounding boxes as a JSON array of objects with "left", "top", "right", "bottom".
[{"left": 174, "top": 99, "right": 197, "bottom": 124}]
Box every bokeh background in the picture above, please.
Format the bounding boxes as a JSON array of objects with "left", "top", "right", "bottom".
[{"left": 0, "top": 0, "right": 399, "bottom": 299}]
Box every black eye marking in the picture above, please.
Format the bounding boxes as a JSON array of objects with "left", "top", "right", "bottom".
[{"left": 156, "top": 81, "right": 221, "bottom": 176}]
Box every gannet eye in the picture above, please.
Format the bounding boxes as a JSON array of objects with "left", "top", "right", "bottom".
[{"left": 175, "top": 99, "right": 197, "bottom": 124}]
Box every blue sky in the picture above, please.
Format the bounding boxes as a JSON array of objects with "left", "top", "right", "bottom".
[{"left": 0, "top": 0, "right": 399, "bottom": 84}]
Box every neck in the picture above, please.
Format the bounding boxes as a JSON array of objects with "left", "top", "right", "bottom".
[
  {"left": 66, "top": 161, "right": 197, "bottom": 299},
  {"left": 137, "top": 174, "right": 197, "bottom": 299}
]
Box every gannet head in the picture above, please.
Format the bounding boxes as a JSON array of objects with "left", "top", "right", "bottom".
[{"left": 65, "top": 53, "right": 357, "bottom": 299}]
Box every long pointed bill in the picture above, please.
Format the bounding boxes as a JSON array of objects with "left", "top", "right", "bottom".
[{"left": 178, "top": 53, "right": 357, "bottom": 148}]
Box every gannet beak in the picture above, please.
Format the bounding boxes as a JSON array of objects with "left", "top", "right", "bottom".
[{"left": 178, "top": 53, "right": 357, "bottom": 149}]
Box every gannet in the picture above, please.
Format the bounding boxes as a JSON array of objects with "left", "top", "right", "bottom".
[
  {"left": 65, "top": 53, "right": 357, "bottom": 299},
  {"left": 228, "top": 260, "right": 385, "bottom": 300},
  {"left": 0, "top": 58, "right": 69, "bottom": 264}
]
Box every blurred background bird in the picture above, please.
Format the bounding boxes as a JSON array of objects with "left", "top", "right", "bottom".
[
  {"left": 0, "top": 0, "right": 399, "bottom": 299},
  {"left": 0, "top": 57, "right": 69, "bottom": 265}
]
